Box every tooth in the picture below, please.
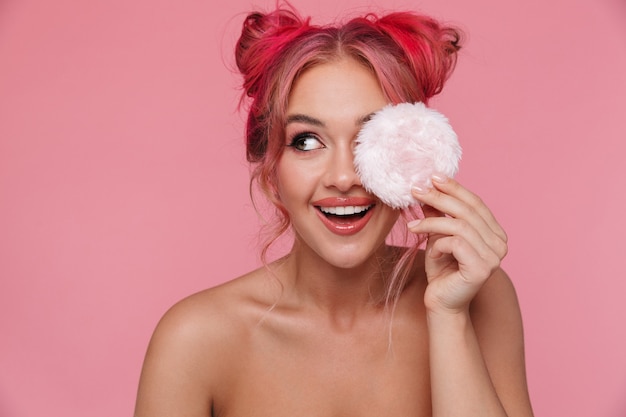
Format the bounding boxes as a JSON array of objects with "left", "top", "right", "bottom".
[{"left": 319, "top": 204, "right": 371, "bottom": 215}]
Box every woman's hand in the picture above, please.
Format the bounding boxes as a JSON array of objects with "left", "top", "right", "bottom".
[{"left": 407, "top": 175, "right": 508, "bottom": 314}]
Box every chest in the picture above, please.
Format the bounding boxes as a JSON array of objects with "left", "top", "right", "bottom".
[{"left": 215, "top": 316, "right": 431, "bottom": 417}]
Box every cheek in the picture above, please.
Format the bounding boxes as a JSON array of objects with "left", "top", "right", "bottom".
[
  {"left": 276, "top": 156, "right": 322, "bottom": 203},
  {"left": 276, "top": 158, "right": 307, "bottom": 207}
]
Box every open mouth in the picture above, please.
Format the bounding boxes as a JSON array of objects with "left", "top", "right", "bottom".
[
  {"left": 314, "top": 203, "right": 375, "bottom": 235},
  {"left": 317, "top": 205, "right": 373, "bottom": 221}
]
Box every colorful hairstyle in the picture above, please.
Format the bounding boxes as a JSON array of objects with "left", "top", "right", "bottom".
[{"left": 235, "top": 3, "right": 462, "bottom": 304}]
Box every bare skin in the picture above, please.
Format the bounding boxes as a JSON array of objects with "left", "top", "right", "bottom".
[
  {"left": 134, "top": 253, "right": 530, "bottom": 417},
  {"left": 135, "top": 59, "right": 533, "bottom": 416}
]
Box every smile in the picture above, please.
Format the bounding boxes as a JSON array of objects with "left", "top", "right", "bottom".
[
  {"left": 318, "top": 205, "right": 372, "bottom": 216},
  {"left": 312, "top": 197, "right": 376, "bottom": 236}
]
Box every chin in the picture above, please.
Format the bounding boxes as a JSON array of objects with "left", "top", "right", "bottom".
[{"left": 317, "top": 244, "right": 385, "bottom": 271}]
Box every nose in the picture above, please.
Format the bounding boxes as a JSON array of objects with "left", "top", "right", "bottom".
[{"left": 322, "top": 143, "right": 362, "bottom": 192}]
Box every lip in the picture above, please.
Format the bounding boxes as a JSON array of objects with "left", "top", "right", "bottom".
[
  {"left": 312, "top": 196, "right": 376, "bottom": 236},
  {"left": 312, "top": 196, "right": 376, "bottom": 207}
]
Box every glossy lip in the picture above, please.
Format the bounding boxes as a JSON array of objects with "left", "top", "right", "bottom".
[
  {"left": 312, "top": 196, "right": 375, "bottom": 207},
  {"left": 312, "top": 196, "right": 376, "bottom": 236}
]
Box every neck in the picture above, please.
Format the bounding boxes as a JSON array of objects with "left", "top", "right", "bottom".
[{"left": 279, "top": 239, "right": 392, "bottom": 319}]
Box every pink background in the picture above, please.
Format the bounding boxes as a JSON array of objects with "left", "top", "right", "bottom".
[{"left": 1, "top": 0, "right": 625, "bottom": 416}]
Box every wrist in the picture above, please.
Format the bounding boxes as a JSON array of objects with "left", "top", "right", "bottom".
[{"left": 426, "top": 306, "right": 471, "bottom": 328}]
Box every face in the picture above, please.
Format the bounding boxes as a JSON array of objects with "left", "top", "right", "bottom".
[{"left": 276, "top": 58, "right": 400, "bottom": 270}]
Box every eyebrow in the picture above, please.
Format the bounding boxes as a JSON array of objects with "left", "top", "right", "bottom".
[
  {"left": 285, "top": 112, "right": 377, "bottom": 127},
  {"left": 285, "top": 114, "right": 325, "bottom": 127},
  {"left": 358, "top": 112, "right": 376, "bottom": 125}
]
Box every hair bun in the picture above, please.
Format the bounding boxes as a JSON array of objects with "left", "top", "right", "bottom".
[
  {"left": 235, "top": 8, "right": 308, "bottom": 97},
  {"left": 374, "top": 12, "right": 461, "bottom": 100}
]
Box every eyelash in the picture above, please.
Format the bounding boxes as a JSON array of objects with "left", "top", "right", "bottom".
[{"left": 287, "top": 132, "right": 325, "bottom": 152}]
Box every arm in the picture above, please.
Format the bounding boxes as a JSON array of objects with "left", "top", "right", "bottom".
[
  {"left": 471, "top": 268, "right": 533, "bottom": 416},
  {"left": 408, "top": 177, "right": 533, "bottom": 417},
  {"left": 427, "top": 268, "right": 533, "bottom": 417}
]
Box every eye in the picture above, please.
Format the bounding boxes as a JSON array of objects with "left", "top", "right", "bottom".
[{"left": 288, "top": 133, "right": 325, "bottom": 151}]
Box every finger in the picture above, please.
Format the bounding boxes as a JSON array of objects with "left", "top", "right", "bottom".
[
  {"left": 428, "top": 234, "right": 501, "bottom": 284},
  {"left": 413, "top": 177, "right": 505, "bottom": 241},
  {"left": 412, "top": 187, "right": 507, "bottom": 259},
  {"left": 412, "top": 178, "right": 508, "bottom": 258},
  {"left": 409, "top": 216, "right": 499, "bottom": 262},
  {"left": 432, "top": 176, "right": 507, "bottom": 243},
  {"left": 421, "top": 203, "right": 444, "bottom": 219}
]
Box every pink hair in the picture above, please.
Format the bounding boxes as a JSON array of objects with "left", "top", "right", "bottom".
[{"left": 235, "top": 3, "right": 462, "bottom": 305}]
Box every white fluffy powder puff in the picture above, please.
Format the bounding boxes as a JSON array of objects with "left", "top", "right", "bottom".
[{"left": 354, "top": 102, "right": 462, "bottom": 209}]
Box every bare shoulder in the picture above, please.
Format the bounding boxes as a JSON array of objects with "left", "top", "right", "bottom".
[
  {"left": 470, "top": 267, "right": 524, "bottom": 340},
  {"left": 150, "top": 275, "right": 259, "bottom": 350},
  {"left": 160, "top": 267, "right": 276, "bottom": 332},
  {"left": 470, "top": 268, "right": 534, "bottom": 416},
  {"left": 134, "top": 267, "right": 277, "bottom": 417}
]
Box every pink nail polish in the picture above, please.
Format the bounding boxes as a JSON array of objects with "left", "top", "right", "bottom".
[
  {"left": 432, "top": 173, "right": 448, "bottom": 183},
  {"left": 407, "top": 219, "right": 421, "bottom": 228}
]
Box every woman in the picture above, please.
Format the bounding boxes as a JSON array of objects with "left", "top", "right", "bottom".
[{"left": 135, "top": 5, "right": 533, "bottom": 416}]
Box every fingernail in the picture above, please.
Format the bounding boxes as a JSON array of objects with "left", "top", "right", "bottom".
[
  {"left": 407, "top": 219, "right": 421, "bottom": 228},
  {"left": 432, "top": 173, "right": 448, "bottom": 183},
  {"left": 412, "top": 184, "right": 428, "bottom": 194}
]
